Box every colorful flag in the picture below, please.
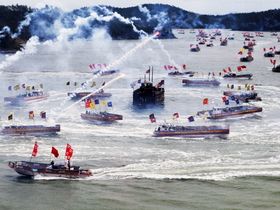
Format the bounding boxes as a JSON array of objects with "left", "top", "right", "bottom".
[
  {"left": 90, "top": 103, "right": 95, "bottom": 108},
  {"left": 40, "top": 111, "right": 46, "bottom": 119},
  {"left": 173, "top": 113, "right": 179, "bottom": 118},
  {"left": 90, "top": 82, "right": 96, "bottom": 87},
  {"left": 14, "top": 85, "right": 20, "bottom": 90},
  {"left": 101, "top": 100, "right": 106, "bottom": 106},
  {"left": 107, "top": 102, "right": 113, "bottom": 107},
  {"left": 85, "top": 102, "right": 91, "bottom": 108},
  {"left": 8, "top": 113, "right": 13, "bottom": 121},
  {"left": 29, "top": 111, "right": 34, "bottom": 119},
  {"left": 149, "top": 113, "right": 156, "bottom": 123},
  {"left": 51, "top": 146, "right": 59, "bottom": 158},
  {"left": 203, "top": 98, "right": 209, "bottom": 104},
  {"left": 188, "top": 116, "right": 195, "bottom": 122},
  {"left": 94, "top": 99, "right": 99, "bottom": 105},
  {"left": 32, "top": 141, "right": 39, "bottom": 157}
]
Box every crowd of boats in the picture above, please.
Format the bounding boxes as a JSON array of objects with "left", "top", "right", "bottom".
[{"left": 3, "top": 29, "right": 274, "bottom": 178}]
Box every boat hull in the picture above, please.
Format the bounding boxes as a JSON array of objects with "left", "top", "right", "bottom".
[
  {"left": 67, "top": 92, "right": 112, "bottom": 100},
  {"left": 4, "top": 94, "right": 50, "bottom": 102},
  {"left": 133, "top": 86, "right": 164, "bottom": 107},
  {"left": 197, "top": 106, "right": 262, "bottom": 119},
  {"left": 182, "top": 79, "right": 220, "bottom": 86},
  {"left": 8, "top": 161, "right": 92, "bottom": 178},
  {"left": 223, "top": 73, "right": 252, "bottom": 79},
  {"left": 223, "top": 91, "right": 262, "bottom": 102},
  {"left": 1, "top": 125, "right": 60, "bottom": 136},
  {"left": 81, "top": 112, "right": 123, "bottom": 121},
  {"left": 154, "top": 125, "right": 229, "bottom": 138}
]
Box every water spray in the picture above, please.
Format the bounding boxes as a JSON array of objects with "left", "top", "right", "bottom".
[{"left": 53, "top": 32, "right": 160, "bottom": 120}]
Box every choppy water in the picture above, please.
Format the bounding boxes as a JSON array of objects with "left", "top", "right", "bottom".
[{"left": 0, "top": 30, "right": 280, "bottom": 210}]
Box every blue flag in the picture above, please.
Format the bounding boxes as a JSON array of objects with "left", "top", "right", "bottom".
[
  {"left": 107, "top": 102, "right": 113, "bottom": 107},
  {"left": 225, "top": 100, "right": 229, "bottom": 105},
  {"left": 235, "top": 99, "right": 239, "bottom": 104},
  {"left": 231, "top": 96, "right": 235, "bottom": 100},
  {"left": 94, "top": 99, "right": 99, "bottom": 105},
  {"left": 188, "top": 116, "right": 195, "bottom": 122}
]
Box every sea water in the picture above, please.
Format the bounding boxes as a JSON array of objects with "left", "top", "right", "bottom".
[{"left": 0, "top": 30, "right": 280, "bottom": 210}]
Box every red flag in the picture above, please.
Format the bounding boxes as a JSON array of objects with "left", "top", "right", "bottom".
[
  {"left": 89, "top": 65, "right": 93, "bottom": 69},
  {"left": 173, "top": 113, "right": 179, "bottom": 118},
  {"left": 85, "top": 102, "right": 91, "bottom": 108},
  {"left": 241, "top": 65, "right": 246, "bottom": 68},
  {"left": 32, "top": 141, "right": 39, "bottom": 157},
  {"left": 203, "top": 98, "right": 209, "bottom": 104},
  {"left": 51, "top": 147, "right": 59, "bottom": 158},
  {"left": 102, "top": 82, "right": 105, "bottom": 86},
  {"left": 263, "top": 48, "right": 266, "bottom": 52},
  {"left": 222, "top": 96, "right": 227, "bottom": 102},
  {"left": 228, "top": 67, "right": 232, "bottom": 72},
  {"left": 164, "top": 65, "right": 168, "bottom": 70},
  {"left": 149, "top": 113, "right": 156, "bottom": 123},
  {"left": 65, "top": 144, "right": 73, "bottom": 160},
  {"left": 182, "top": 64, "right": 187, "bottom": 70},
  {"left": 223, "top": 69, "right": 227, "bottom": 73},
  {"left": 237, "top": 66, "right": 242, "bottom": 72},
  {"left": 146, "top": 69, "right": 150, "bottom": 73},
  {"left": 238, "top": 51, "right": 243, "bottom": 55},
  {"left": 251, "top": 85, "right": 254, "bottom": 90}
]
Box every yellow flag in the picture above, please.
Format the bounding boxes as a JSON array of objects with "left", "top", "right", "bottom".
[
  {"left": 101, "top": 100, "right": 106, "bottom": 106},
  {"left": 227, "top": 84, "right": 230, "bottom": 88},
  {"left": 26, "top": 86, "right": 30, "bottom": 90},
  {"left": 238, "top": 86, "right": 241, "bottom": 90},
  {"left": 241, "top": 48, "right": 245, "bottom": 52},
  {"left": 90, "top": 82, "right": 96, "bottom": 87},
  {"left": 247, "top": 86, "right": 250, "bottom": 91},
  {"left": 40, "top": 84, "right": 43, "bottom": 88},
  {"left": 90, "top": 103, "right": 95, "bottom": 108},
  {"left": 245, "top": 84, "right": 248, "bottom": 88}
]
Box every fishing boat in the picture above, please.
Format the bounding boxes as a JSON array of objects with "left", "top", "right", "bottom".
[
  {"left": 272, "top": 65, "right": 280, "bottom": 72},
  {"left": 168, "top": 71, "right": 195, "bottom": 76},
  {"left": 1, "top": 124, "right": 60, "bottom": 136},
  {"left": 223, "top": 72, "right": 252, "bottom": 79},
  {"left": 240, "top": 55, "right": 254, "bottom": 62},
  {"left": 223, "top": 91, "right": 262, "bottom": 102},
  {"left": 182, "top": 78, "right": 221, "bottom": 86},
  {"left": 8, "top": 143, "right": 92, "bottom": 178},
  {"left": 8, "top": 161, "right": 92, "bottom": 178},
  {"left": 93, "top": 69, "right": 120, "bottom": 75},
  {"left": 197, "top": 105, "right": 262, "bottom": 119},
  {"left": 133, "top": 68, "right": 164, "bottom": 107},
  {"left": 264, "top": 52, "right": 275, "bottom": 57},
  {"left": 4, "top": 90, "right": 50, "bottom": 103},
  {"left": 190, "top": 44, "right": 200, "bottom": 52},
  {"left": 67, "top": 91, "right": 112, "bottom": 100},
  {"left": 81, "top": 111, "right": 123, "bottom": 122},
  {"left": 154, "top": 124, "right": 229, "bottom": 138}
]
